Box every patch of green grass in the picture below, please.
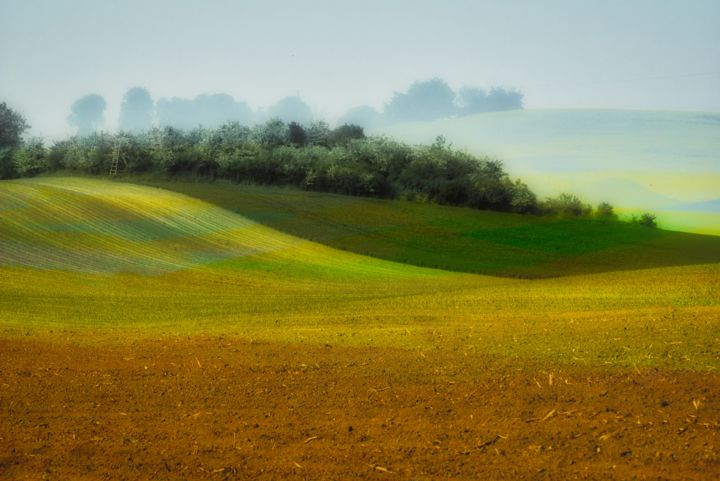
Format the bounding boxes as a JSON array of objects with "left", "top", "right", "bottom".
[{"left": 136, "top": 178, "right": 720, "bottom": 278}]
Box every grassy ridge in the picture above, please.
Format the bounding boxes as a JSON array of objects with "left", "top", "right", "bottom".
[
  {"left": 1, "top": 177, "right": 719, "bottom": 370},
  {"left": 137, "top": 178, "right": 720, "bottom": 278}
]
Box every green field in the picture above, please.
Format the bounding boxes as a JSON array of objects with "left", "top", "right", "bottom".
[
  {"left": 137, "top": 178, "right": 720, "bottom": 278},
  {"left": 379, "top": 109, "right": 720, "bottom": 235},
  {"left": 1, "top": 177, "right": 718, "bottom": 370}
]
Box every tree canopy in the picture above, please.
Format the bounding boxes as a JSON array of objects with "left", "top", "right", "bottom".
[
  {"left": 67, "top": 94, "right": 107, "bottom": 136},
  {"left": 0, "top": 102, "right": 30, "bottom": 179},
  {"left": 0, "top": 102, "right": 29, "bottom": 149},
  {"left": 119, "top": 87, "right": 154, "bottom": 132}
]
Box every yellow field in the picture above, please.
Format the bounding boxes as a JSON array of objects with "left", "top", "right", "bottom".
[{"left": 1, "top": 177, "right": 718, "bottom": 370}]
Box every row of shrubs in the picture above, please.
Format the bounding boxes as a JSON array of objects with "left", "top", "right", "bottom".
[{"left": 5, "top": 119, "right": 655, "bottom": 224}]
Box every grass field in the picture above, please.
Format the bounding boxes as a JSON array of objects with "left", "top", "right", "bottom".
[
  {"left": 1, "top": 176, "right": 719, "bottom": 480},
  {"left": 2, "top": 177, "right": 718, "bottom": 368},
  {"left": 137, "top": 178, "right": 720, "bottom": 278}
]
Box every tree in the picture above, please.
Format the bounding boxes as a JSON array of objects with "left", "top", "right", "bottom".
[
  {"left": 0, "top": 102, "right": 30, "bottom": 179},
  {"left": 486, "top": 87, "right": 524, "bottom": 111},
  {"left": 509, "top": 179, "right": 537, "bottom": 213},
  {"left": 268, "top": 96, "right": 313, "bottom": 125},
  {"left": 288, "top": 122, "right": 307, "bottom": 146},
  {"left": 306, "top": 121, "right": 331, "bottom": 146},
  {"left": 384, "top": 78, "right": 456, "bottom": 123},
  {"left": 194, "top": 93, "right": 254, "bottom": 128},
  {"left": 0, "top": 102, "right": 29, "bottom": 148},
  {"left": 634, "top": 212, "right": 657, "bottom": 228},
  {"left": 457, "top": 87, "right": 489, "bottom": 115},
  {"left": 13, "top": 138, "right": 47, "bottom": 177},
  {"left": 328, "top": 124, "right": 365, "bottom": 146},
  {"left": 254, "top": 118, "right": 288, "bottom": 148},
  {"left": 595, "top": 202, "right": 617, "bottom": 220},
  {"left": 119, "top": 87, "right": 154, "bottom": 132},
  {"left": 156, "top": 97, "right": 197, "bottom": 130},
  {"left": 67, "top": 94, "right": 107, "bottom": 136},
  {"left": 542, "top": 193, "right": 591, "bottom": 217}
]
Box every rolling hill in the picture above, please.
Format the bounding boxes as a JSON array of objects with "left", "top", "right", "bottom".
[
  {"left": 137, "top": 178, "right": 720, "bottom": 278},
  {"left": 1, "top": 176, "right": 718, "bottom": 369},
  {"left": 2, "top": 175, "right": 719, "bottom": 480}
]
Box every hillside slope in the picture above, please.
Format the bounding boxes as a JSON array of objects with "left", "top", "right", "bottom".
[
  {"left": 0, "top": 177, "right": 435, "bottom": 279},
  {"left": 139, "top": 179, "right": 720, "bottom": 278},
  {"left": 1, "top": 177, "right": 718, "bottom": 370}
]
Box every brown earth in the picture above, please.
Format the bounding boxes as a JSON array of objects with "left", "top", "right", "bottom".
[{"left": 0, "top": 337, "right": 718, "bottom": 481}]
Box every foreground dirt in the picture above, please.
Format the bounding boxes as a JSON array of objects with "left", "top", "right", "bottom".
[{"left": 0, "top": 337, "right": 718, "bottom": 480}]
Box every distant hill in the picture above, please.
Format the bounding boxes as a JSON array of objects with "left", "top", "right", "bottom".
[
  {"left": 667, "top": 199, "right": 720, "bottom": 212},
  {"left": 378, "top": 109, "right": 720, "bottom": 235}
]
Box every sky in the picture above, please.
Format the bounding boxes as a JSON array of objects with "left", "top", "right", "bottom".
[{"left": 1, "top": 0, "right": 719, "bottom": 137}]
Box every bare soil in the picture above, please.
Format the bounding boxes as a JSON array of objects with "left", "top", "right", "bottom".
[{"left": 0, "top": 337, "right": 718, "bottom": 480}]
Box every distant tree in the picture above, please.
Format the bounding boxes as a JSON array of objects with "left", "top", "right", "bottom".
[
  {"left": 338, "top": 105, "right": 383, "bottom": 129},
  {"left": 13, "top": 138, "right": 47, "bottom": 177},
  {"left": 194, "top": 93, "right": 254, "bottom": 128},
  {"left": 213, "top": 121, "right": 253, "bottom": 145},
  {"left": 0, "top": 102, "right": 30, "bottom": 178},
  {"left": 254, "top": 118, "right": 288, "bottom": 148},
  {"left": 67, "top": 94, "right": 106, "bottom": 136},
  {"left": 287, "top": 122, "right": 307, "bottom": 146},
  {"left": 486, "top": 87, "right": 524, "bottom": 111},
  {"left": 542, "top": 193, "right": 591, "bottom": 217},
  {"left": 634, "top": 212, "right": 657, "bottom": 228},
  {"left": 457, "top": 87, "right": 489, "bottom": 115},
  {"left": 156, "top": 97, "right": 197, "bottom": 130},
  {"left": 47, "top": 139, "right": 72, "bottom": 171},
  {"left": 268, "top": 96, "right": 313, "bottom": 125},
  {"left": 328, "top": 124, "right": 365, "bottom": 146},
  {"left": 595, "top": 202, "right": 617, "bottom": 220},
  {"left": 384, "top": 78, "right": 456, "bottom": 123},
  {"left": 0, "top": 102, "right": 29, "bottom": 148},
  {"left": 509, "top": 179, "right": 538, "bottom": 213},
  {"left": 119, "top": 87, "right": 154, "bottom": 132},
  {"left": 306, "top": 121, "right": 331, "bottom": 146}
]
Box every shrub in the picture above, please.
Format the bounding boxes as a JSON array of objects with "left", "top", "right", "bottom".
[
  {"left": 542, "top": 193, "right": 592, "bottom": 217},
  {"left": 328, "top": 124, "right": 365, "bottom": 146},
  {"left": 13, "top": 138, "right": 48, "bottom": 177},
  {"left": 594, "top": 202, "right": 617, "bottom": 220},
  {"left": 634, "top": 212, "right": 657, "bottom": 228}
]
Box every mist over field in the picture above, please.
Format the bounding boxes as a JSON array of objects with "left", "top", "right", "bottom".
[{"left": 1, "top": 0, "right": 719, "bottom": 136}]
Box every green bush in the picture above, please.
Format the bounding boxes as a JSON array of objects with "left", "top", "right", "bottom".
[
  {"left": 634, "top": 212, "right": 657, "bottom": 228},
  {"left": 13, "top": 138, "right": 48, "bottom": 177}
]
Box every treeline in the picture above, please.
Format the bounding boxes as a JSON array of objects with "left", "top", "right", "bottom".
[
  {"left": 9, "top": 120, "right": 537, "bottom": 214},
  {"left": 65, "top": 78, "right": 522, "bottom": 136},
  {"left": 5, "top": 115, "right": 657, "bottom": 224}
]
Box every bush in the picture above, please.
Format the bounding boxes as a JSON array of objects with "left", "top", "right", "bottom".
[
  {"left": 542, "top": 193, "right": 592, "bottom": 217},
  {"left": 13, "top": 138, "right": 48, "bottom": 177},
  {"left": 595, "top": 202, "right": 617, "bottom": 220},
  {"left": 328, "top": 124, "right": 365, "bottom": 146},
  {"left": 287, "top": 122, "right": 307, "bottom": 147},
  {"left": 634, "top": 212, "right": 657, "bottom": 228}
]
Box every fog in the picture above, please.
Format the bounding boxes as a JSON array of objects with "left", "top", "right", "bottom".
[{"left": 1, "top": 0, "right": 719, "bottom": 137}]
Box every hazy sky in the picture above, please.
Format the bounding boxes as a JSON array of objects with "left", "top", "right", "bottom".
[{"left": 1, "top": 0, "right": 719, "bottom": 136}]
